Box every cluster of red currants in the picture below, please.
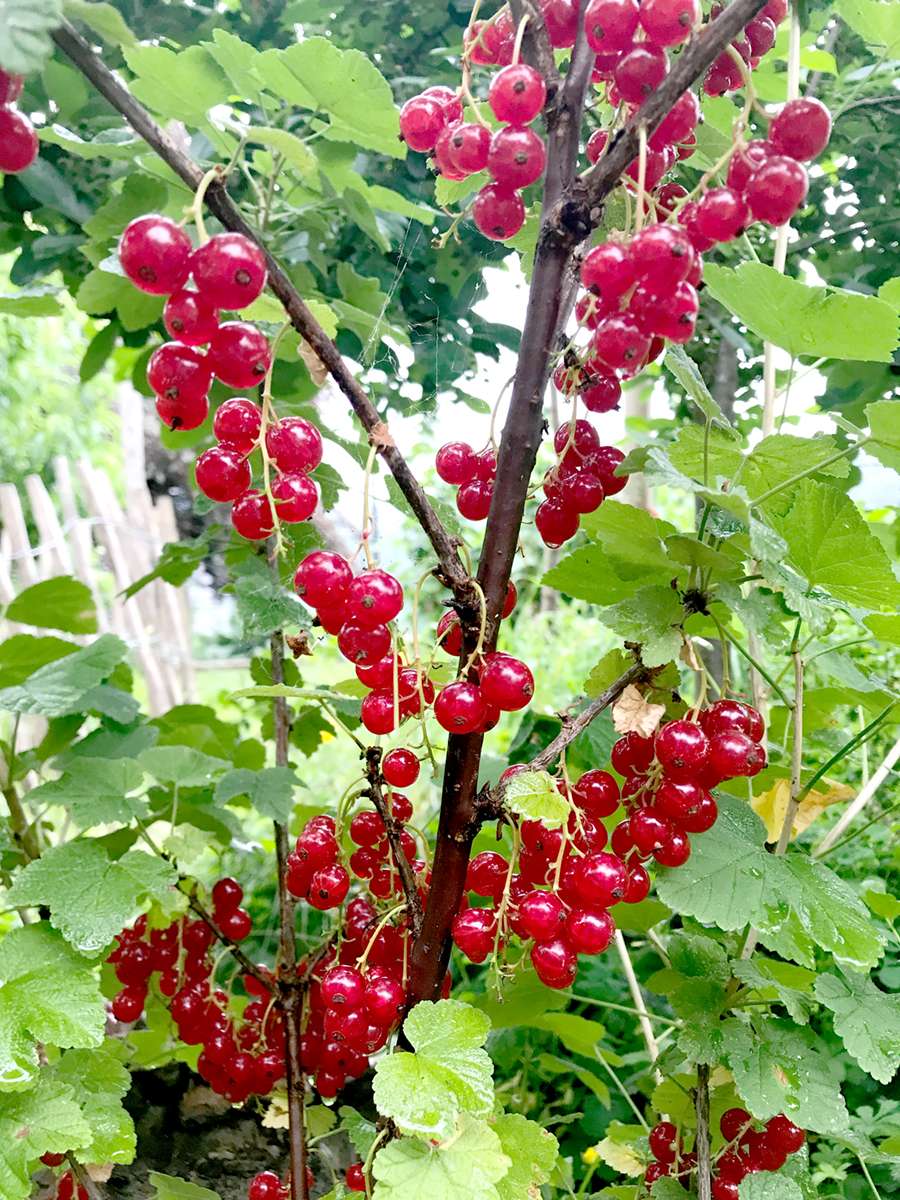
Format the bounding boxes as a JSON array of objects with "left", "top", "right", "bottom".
[
  {"left": 453, "top": 764, "right": 648, "bottom": 987},
  {"left": 435, "top": 440, "right": 498, "bottom": 521},
  {"left": 107, "top": 883, "right": 288, "bottom": 1104},
  {"left": 612, "top": 698, "right": 767, "bottom": 868},
  {"left": 536, "top": 419, "right": 628, "bottom": 548},
  {"left": 0, "top": 69, "right": 38, "bottom": 174},
  {"left": 39, "top": 1165, "right": 88, "bottom": 1200},
  {"left": 644, "top": 1109, "right": 806, "bottom": 1196}
]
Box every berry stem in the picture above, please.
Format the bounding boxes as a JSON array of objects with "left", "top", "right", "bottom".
[
  {"left": 189, "top": 167, "right": 221, "bottom": 244},
  {"left": 773, "top": 624, "right": 804, "bottom": 856},
  {"left": 259, "top": 320, "right": 292, "bottom": 556},
  {"left": 360, "top": 444, "right": 378, "bottom": 569},
  {"left": 634, "top": 125, "right": 649, "bottom": 233},
  {"left": 364, "top": 747, "right": 424, "bottom": 937},
  {"left": 511, "top": 13, "right": 531, "bottom": 66}
]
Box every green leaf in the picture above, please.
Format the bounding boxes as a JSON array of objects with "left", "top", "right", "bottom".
[
  {"left": 150, "top": 1175, "right": 223, "bottom": 1200},
  {"left": 581, "top": 501, "right": 677, "bottom": 573},
  {"left": 40, "top": 124, "right": 141, "bottom": 161},
  {"left": 215, "top": 767, "right": 298, "bottom": 823},
  {"left": 435, "top": 172, "right": 486, "bottom": 207},
  {"left": 259, "top": 39, "right": 401, "bottom": 157},
  {"left": 247, "top": 126, "right": 319, "bottom": 181},
  {"left": 63, "top": 0, "right": 136, "bottom": 45},
  {"left": 503, "top": 769, "right": 568, "bottom": 827},
  {"left": 372, "top": 1116, "right": 510, "bottom": 1200},
  {"left": 229, "top": 557, "right": 310, "bottom": 640},
  {"left": 76, "top": 268, "right": 165, "bottom": 331},
  {"left": 5, "top": 576, "right": 97, "bottom": 635},
  {"left": 836, "top": 0, "right": 900, "bottom": 49},
  {"left": 474, "top": 967, "right": 567, "bottom": 1028},
  {"left": 339, "top": 1105, "right": 379, "bottom": 1160},
  {"left": 0, "top": 924, "right": 106, "bottom": 1088},
  {"left": 535, "top": 1012, "right": 606, "bottom": 1058},
  {"left": 704, "top": 263, "right": 899, "bottom": 362},
  {"left": 372, "top": 1000, "right": 494, "bottom": 1139},
  {"left": 7, "top": 842, "right": 177, "bottom": 956},
  {"left": 738, "top": 1176, "right": 803, "bottom": 1200},
  {"left": 731, "top": 958, "right": 816, "bottom": 1025},
  {"left": 0, "top": 634, "right": 127, "bottom": 716},
  {"left": 0, "top": 1077, "right": 91, "bottom": 1199},
  {"left": 866, "top": 399, "right": 900, "bottom": 471},
  {"left": 664, "top": 345, "right": 732, "bottom": 427},
  {"left": 0, "top": 284, "right": 64, "bottom": 316},
  {"left": 655, "top": 794, "right": 885, "bottom": 971},
  {"left": 722, "top": 1017, "right": 849, "bottom": 1134},
  {"left": 138, "top": 745, "right": 228, "bottom": 787},
  {"left": 598, "top": 586, "right": 684, "bottom": 668},
  {"left": 493, "top": 1113, "right": 558, "bottom": 1200},
  {"left": 53, "top": 1044, "right": 136, "bottom": 1163},
  {"left": 122, "top": 533, "right": 214, "bottom": 598},
  {"left": 203, "top": 28, "right": 263, "bottom": 99},
  {"left": 27, "top": 758, "right": 147, "bottom": 827},
  {"left": 766, "top": 480, "right": 900, "bottom": 612},
  {"left": 0, "top": 0, "right": 63, "bottom": 75},
  {"left": 123, "top": 44, "right": 230, "bottom": 127},
  {"left": 814, "top": 971, "right": 900, "bottom": 1084}
]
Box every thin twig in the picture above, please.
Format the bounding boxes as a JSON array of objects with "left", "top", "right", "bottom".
[
  {"left": 364, "top": 747, "right": 424, "bottom": 937},
  {"left": 530, "top": 663, "right": 647, "bottom": 773},
  {"left": 185, "top": 891, "right": 272, "bottom": 987},
  {"left": 613, "top": 930, "right": 661, "bottom": 1083},
  {"left": 695, "top": 1063, "right": 712, "bottom": 1200},
  {"left": 813, "top": 734, "right": 900, "bottom": 857}
]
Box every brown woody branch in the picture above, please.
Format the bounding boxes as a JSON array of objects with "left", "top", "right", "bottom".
[
  {"left": 364, "top": 748, "right": 424, "bottom": 938},
  {"left": 51, "top": 20, "right": 471, "bottom": 603}
]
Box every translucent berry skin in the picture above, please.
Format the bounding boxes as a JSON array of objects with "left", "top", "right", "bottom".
[
  {"left": 155, "top": 390, "right": 209, "bottom": 432},
  {"left": 399, "top": 95, "right": 445, "bottom": 152},
  {"left": 694, "top": 186, "right": 749, "bottom": 242},
  {"left": 727, "top": 139, "right": 771, "bottom": 191},
  {"left": 711, "top": 1181, "right": 740, "bottom": 1200},
  {"left": 744, "top": 155, "right": 809, "bottom": 225},
  {"left": 164, "top": 289, "right": 219, "bottom": 345},
  {"left": 423, "top": 85, "right": 464, "bottom": 125},
  {"left": 582, "top": 372, "right": 622, "bottom": 413},
  {"left": 480, "top": 652, "right": 535, "bottom": 711},
  {"left": 652, "top": 94, "right": 701, "bottom": 154},
  {"left": 453, "top": 908, "right": 499, "bottom": 963},
  {"left": 271, "top": 473, "right": 318, "bottom": 522},
  {"left": 337, "top": 621, "right": 392, "bottom": 666},
  {"left": 265, "top": 416, "right": 323, "bottom": 474},
  {"left": 654, "top": 827, "right": 691, "bottom": 867},
  {"left": 655, "top": 719, "right": 710, "bottom": 778},
  {"left": 639, "top": 0, "right": 699, "bottom": 46},
  {"left": 649, "top": 1120, "right": 679, "bottom": 1163},
  {"left": 574, "top": 768, "right": 620, "bottom": 816},
  {"left": 581, "top": 241, "right": 634, "bottom": 300},
  {"left": 0, "top": 70, "right": 24, "bottom": 105},
  {"left": 437, "top": 611, "right": 463, "bottom": 656},
  {"left": 120, "top": 215, "right": 193, "bottom": 295},
  {"left": 436, "top": 441, "right": 477, "bottom": 484},
  {"left": 766, "top": 1114, "right": 805, "bottom": 1154},
  {"left": 112, "top": 986, "right": 146, "bottom": 1023},
  {"left": 575, "top": 851, "right": 627, "bottom": 906},
  {"left": 213, "top": 396, "right": 262, "bottom": 453},
  {"left": 586, "top": 128, "right": 608, "bottom": 164},
  {"left": 434, "top": 681, "right": 489, "bottom": 734},
  {"left": 209, "top": 321, "right": 271, "bottom": 389},
  {"left": 382, "top": 748, "right": 419, "bottom": 787},
  {"left": 472, "top": 183, "right": 526, "bottom": 241},
  {"left": 566, "top": 907, "right": 614, "bottom": 954},
  {"left": 592, "top": 315, "right": 651, "bottom": 371},
  {"left": 347, "top": 569, "right": 404, "bottom": 628},
  {"left": 196, "top": 445, "right": 252, "bottom": 502},
  {"left": 231, "top": 491, "right": 275, "bottom": 540},
  {"left": 745, "top": 15, "right": 777, "bottom": 57},
  {"left": 308, "top": 864, "right": 350, "bottom": 910},
  {"left": 614, "top": 44, "right": 668, "bottom": 104},
  {"left": 631, "top": 223, "right": 695, "bottom": 288},
  {"left": 294, "top": 550, "right": 352, "bottom": 607},
  {"left": 719, "top": 1107, "right": 752, "bottom": 1142},
  {"left": 449, "top": 123, "right": 492, "bottom": 173},
  {"left": 543, "top": 0, "right": 580, "bottom": 46},
  {"left": 488, "top": 63, "right": 547, "bottom": 124},
  {"left": 535, "top": 498, "right": 579, "bottom": 548},
  {"left": 189, "top": 232, "right": 267, "bottom": 310},
  {"left": 457, "top": 478, "right": 494, "bottom": 520},
  {"left": 709, "top": 732, "right": 767, "bottom": 778},
  {"left": 487, "top": 125, "right": 547, "bottom": 189},
  {"left": 531, "top": 936, "right": 578, "bottom": 987},
  {"left": 346, "top": 1163, "right": 366, "bottom": 1192},
  {"left": 515, "top": 890, "right": 566, "bottom": 941},
  {"left": 360, "top": 690, "right": 399, "bottom": 735},
  {"left": 584, "top": 0, "right": 640, "bottom": 52},
  {"left": 769, "top": 97, "right": 831, "bottom": 161},
  {"left": 630, "top": 807, "right": 673, "bottom": 855}
]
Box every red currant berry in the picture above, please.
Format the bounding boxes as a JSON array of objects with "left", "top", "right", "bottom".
[
  {"left": 630, "top": 223, "right": 695, "bottom": 287},
  {"left": 345, "top": 1163, "right": 366, "bottom": 1192},
  {"left": 308, "top": 864, "right": 350, "bottom": 910},
  {"left": 562, "top": 472, "right": 605, "bottom": 514},
  {"left": 382, "top": 748, "right": 420, "bottom": 788},
  {"left": 120, "top": 214, "right": 193, "bottom": 295},
  {"left": 769, "top": 97, "right": 831, "bottom": 161},
  {"left": 196, "top": 445, "right": 251, "bottom": 503},
  {"left": 623, "top": 862, "right": 651, "bottom": 902},
  {"left": 582, "top": 371, "right": 622, "bottom": 413},
  {"left": 436, "top": 441, "right": 477, "bottom": 485},
  {"left": 434, "top": 681, "right": 489, "bottom": 734},
  {"left": 744, "top": 155, "right": 808, "bottom": 225},
  {"left": 581, "top": 241, "right": 634, "bottom": 300},
  {"left": 656, "top": 719, "right": 710, "bottom": 778},
  {"left": 190, "top": 232, "right": 267, "bottom": 310},
  {"left": 649, "top": 1120, "right": 679, "bottom": 1163},
  {"left": 488, "top": 63, "right": 547, "bottom": 124},
  {"left": 467, "top": 851, "right": 510, "bottom": 900},
  {"left": 585, "top": 0, "right": 640, "bottom": 52},
  {"left": 531, "top": 936, "right": 578, "bottom": 987},
  {"left": 586, "top": 129, "right": 609, "bottom": 166},
  {"left": 209, "top": 321, "right": 271, "bottom": 389},
  {"left": 766, "top": 1114, "right": 805, "bottom": 1154},
  {"left": 213, "top": 876, "right": 243, "bottom": 912},
  {"left": 726, "top": 140, "right": 771, "bottom": 192},
  {"left": 449, "top": 122, "right": 492, "bottom": 173},
  {"left": 518, "top": 890, "right": 568, "bottom": 941},
  {"left": 479, "top": 652, "right": 534, "bottom": 711},
  {"left": 745, "top": 15, "right": 777, "bottom": 57},
  {"left": 213, "top": 396, "right": 262, "bottom": 453},
  {"left": 611, "top": 731, "right": 655, "bottom": 776},
  {"left": 488, "top": 126, "right": 547, "bottom": 189},
  {"left": 338, "top": 621, "right": 392, "bottom": 666},
  {"left": 709, "top": 731, "right": 766, "bottom": 778},
  {"left": 576, "top": 851, "right": 627, "bottom": 906},
  {"left": 535, "top": 498, "right": 580, "bottom": 547},
  {"left": 554, "top": 418, "right": 601, "bottom": 460},
  {"left": 437, "top": 611, "right": 463, "bottom": 655},
  {"left": 573, "top": 769, "right": 620, "bottom": 816},
  {"left": 347, "top": 569, "right": 404, "bottom": 627},
  {"left": 422, "top": 85, "right": 463, "bottom": 125},
  {"left": 472, "top": 183, "right": 526, "bottom": 241},
  {"left": 456, "top": 478, "right": 494, "bottom": 520},
  {"left": 220, "top": 907, "right": 253, "bottom": 940},
  {"left": 566, "top": 907, "right": 614, "bottom": 954},
  {"left": 350, "top": 810, "right": 384, "bottom": 848},
  {"left": 112, "top": 986, "right": 146, "bottom": 1022},
  {"left": 294, "top": 550, "right": 352, "bottom": 608},
  {"left": 321, "top": 964, "right": 365, "bottom": 1009},
  {"left": 399, "top": 95, "right": 445, "bottom": 152},
  {"left": 712, "top": 1181, "right": 740, "bottom": 1200},
  {"left": 148, "top": 342, "right": 211, "bottom": 408},
  {"left": 360, "top": 690, "right": 399, "bottom": 735},
  {"left": 720, "top": 1107, "right": 752, "bottom": 1142},
  {"left": 248, "top": 1172, "right": 285, "bottom": 1200},
  {"left": 163, "top": 289, "right": 219, "bottom": 345},
  {"left": 629, "top": 807, "right": 673, "bottom": 855},
  {"left": 694, "top": 186, "right": 749, "bottom": 242},
  {"left": 0, "top": 70, "right": 24, "bottom": 105},
  {"left": 264, "top": 416, "right": 323, "bottom": 474},
  {"left": 704, "top": 53, "right": 743, "bottom": 96},
  {"left": 614, "top": 45, "right": 668, "bottom": 104},
  {"left": 543, "top": 0, "right": 580, "bottom": 46},
  {"left": 592, "top": 315, "right": 650, "bottom": 371},
  {"left": 452, "top": 907, "right": 498, "bottom": 963},
  {"left": 271, "top": 474, "right": 317, "bottom": 522},
  {"left": 465, "top": 20, "right": 502, "bottom": 65},
  {"left": 653, "top": 827, "right": 691, "bottom": 867},
  {"left": 231, "top": 491, "right": 274, "bottom": 540},
  {"left": 639, "top": 0, "right": 699, "bottom": 45}
]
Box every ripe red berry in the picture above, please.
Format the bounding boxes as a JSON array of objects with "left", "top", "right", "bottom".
[
  {"left": 592, "top": 315, "right": 650, "bottom": 370},
  {"left": 190, "top": 232, "right": 267, "bottom": 310},
  {"left": 649, "top": 1120, "right": 679, "bottom": 1162},
  {"left": 382, "top": 748, "right": 420, "bottom": 787},
  {"left": 213, "top": 876, "right": 243, "bottom": 912},
  {"left": 231, "top": 491, "right": 274, "bottom": 540},
  {"left": 655, "top": 719, "right": 710, "bottom": 778},
  {"left": 0, "top": 70, "right": 24, "bottom": 105},
  {"left": 148, "top": 342, "right": 211, "bottom": 409},
  {"left": 422, "top": 85, "right": 463, "bottom": 125},
  {"left": 164, "top": 289, "right": 219, "bottom": 345},
  {"left": 346, "top": 1163, "right": 366, "bottom": 1192},
  {"left": 566, "top": 907, "right": 614, "bottom": 954},
  {"left": 517, "top": 890, "right": 568, "bottom": 941},
  {"left": 112, "top": 986, "right": 146, "bottom": 1023},
  {"left": 248, "top": 1171, "right": 285, "bottom": 1200},
  {"left": 712, "top": 1181, "right": 740, "bottom": 1200},
  {"left": 479, "top": 652, "right": 534, "bottom": 712},
  {"left": 220, "top": 907, "right": 253, "bottom": 940},
  {"left": 120, "top": 214, "right": 193, "bottom": 295},
  {"left": 452, "top": 907, "right": 498, "bottom": 963},
  {"left": 531, "top": 936, "right": 578, "bottom": 988},
  {"left": 488, "top": 126, "right": 547, "bottom": 189},
  {"left": 308, "top": 863, "right": 350, "bottom": 910},
  {"left": 582, "top": 372, "right": 622, "bottom": 413},
  {"left": 456, "top": 477, "right": 494, "bottom": 519},
  {"left": 614, "top": 45, "right": 668, "bottom": 104},
  {"left": 726, "top": 139, "right": 771, "bottom": 192},
  {"left": 449, "top": 123, "right": 492, "bottom": 174},
  {"left": 623, "top": 862, "right": 651, "bottom": 902},
  {"left": 196, "top": 445, "right": 252, "bottom": 502},
  {"left": 321, "top": 964, "right": 366, "bottom": 1009},
  {"left": 347, "top": 569, "right": 404, "bottom": 628},
  {"left": 264, "top": 416, "right": 323, "bottom": 474},
  {"left": 744, "top": 155, "right": 809, "bottom": 224},
  {"left": 437, "top": 611, "right": 463, "bottom": 655},
  {"left": 436, "top": 441, "right": 477, "bottom": 485},
  {"left": 581, "top": 241, "right": 634, "bottom": 300},
  {"left": 472, "top": 183, "right": 526, "bottom": 241},
  {"left": 769, "top": 97, "right": 831, "bottom": 161},
  {"left": 573, "top": 769, "right": 620, "bottom": 816},
  {"left": 337, "top": 621, "right": 392, "bottom": 666},
  {"left": 575, "top": 851, "right": 627, "bottom": 906},
  {"left": 360, "top": 690, "right": 399, "bottom": 735},
  {"left": 585, "top": 0, "right": 640, "bottom": 51},
  {"left": 295, "top": 550, "right": 352, "bottom": 607},
  {"left": 639, "top": 0, "right": 699, "bottom": 45},
  {"left": 213, "top": 396, "right": 262, "bottom": 453},
  {"left": 766, "top": 1114, "right": 805, "bottom": 1154},
  {"left": 653, "top": 827, "right": 691, "bottom": 867},
  {"left": 399, "top": 95, "right": 446, "bottom": 152},
  {"left": 586, "top": 129, "right": 609, "bottom": 164},
  {"left": 209, "top": 321, "right": 271, "bottom": 389},
  {"left": 709, "top": 731, "right": 766, "bottom": 778},
  {"left": 271, "top": 473, "right": 318, "bottom": 522},
  {"left": 434, "top": 681, "right": 489, "bottom": 734},
  {"left": 693, "top": 187, "right": 749, "bottom": 242},
  {"left": 720, "top": 1107, "right": 752, "bottom": 1141},
  {"left": 467, "top": 851, "right": 510, "bottom": 900},
  {"left": 543, "top": 0, "right": 580, "bottom": 46},
  {"left": 535, "top": 498, "right": 580, "bottom": 548},
  {"left": 0, "top": 106, "right": 38, "bottom": 173},
  {"left": 630, "top": 223, "right": 695, "bottom": 287},
  {"left": 488, "top": 63, "right": 547, "bottom": 124}
]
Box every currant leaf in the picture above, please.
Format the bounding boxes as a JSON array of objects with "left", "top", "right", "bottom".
[
  {"left": 52, "top": 1044, "right": 136, "bottom": 1163},
  {"left": 371, "top": 1115, "right": 510, "bottom": 1200},
  {"left": 27, "top": 757, "right": 147, "bottom": 828},
  {"left": 0, "top": 1077, "right": 90, "bottom": 1199},
  {"left": 814, "top": 971, "right": 900, "bottom": 1084}
]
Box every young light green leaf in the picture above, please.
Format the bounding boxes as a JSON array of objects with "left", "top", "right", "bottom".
[
  {"left": 372, "top": 1000, "right": 494, "bottom": 1139},
  {"left": 246, "top": 126, "right": 319, "bottom": 180},
  {"left": 27, "top": 758, "right": 147, "bottom": 827},
  {"left": 138, "top": 746, "right": 228, "bottom": 787},
  {"left": 836, "top": 0, "right": 900, "bottom": 49},
  {"left": 731, "top": 958, "right": 816, "bottom": 1025},
  {"left": 814, "top": 971, "right": 900, "bottom": 1084},
  {"left": 738, "top": 1176, "right": 804, "bottom": 1200},
  {"left": 0, "top": 1077, "right": 91, "bottom": 1199},
  {"left": 371, "top": 1115, "right": 511, "bottom": 1200},
  {"left": 53, "top": 1044, "right": 136, "bottom": 1163},
  {"left": 339, "top": 1105, "right": 379, "bottom": 1160},
  {"left": 63, "top": 0, "right": 136, "bottom": 46},
  {"left": 215, "top": 767, "right": 298, "bottom": 823},
  {"left": 723, "top": 1017, "right": 849, "bottom": 1134},
  {"left": 0, "top": 633, "right": 126, "bottom": 716},
  {"left": 0, "top": 924, "right": 106, "bottom": 1088},
  {"left": 704, "top": 263, "right": 899, "bottom": 361},
  {"left": 0, "top": 284, "right": 64, "bottom": 316},
  {"left": 124, "top": 44, "right": 230, "bottom": 126},
  {"left": 4, "top": 576, "right": 97, "bottom": 635},
  {"left": 766, "top": 480, "right": 900, "bottom": 612},
  {"left": 664, "top": 345, "right": 732, "bottom": 427},
  {"left": 493, "top": 1113, "right": 558, "bottom": 1199},
  {"left": 0, "top": 0, "right": 63, "bottom": 75},
  {"left": 7, "top": 843, "right": 177, "bottom": 956},
  {"left": 865, "top": 399, "right": 900, "bottom": 471},
  {"left": 150, "top": 1174, "right": 223, "bottom": 1200},
  {"left": 503, "top": 769, "right": 569, "bottom": 827},
  {"left": 535, "top": 1012, "right": 607, "bottom": 1058},
  {"left": 599, "top": 586, "right": 684, "bottom": 668}
]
